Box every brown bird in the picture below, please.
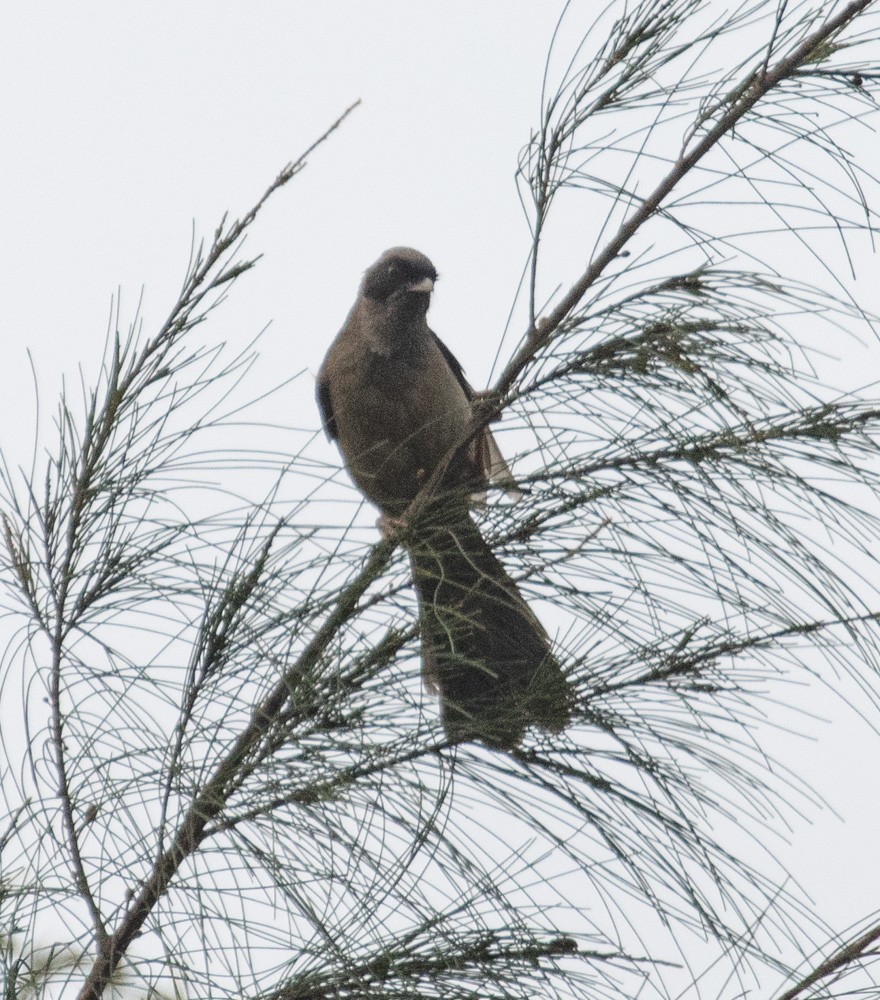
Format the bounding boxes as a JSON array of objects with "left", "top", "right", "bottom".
[{"left": 317, "top": 247, "right": 571, "bottom": 748}]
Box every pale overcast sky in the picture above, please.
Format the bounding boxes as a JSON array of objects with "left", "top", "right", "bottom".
[{"left": 1, "top": 3, "right": 878, "bottom": 996}]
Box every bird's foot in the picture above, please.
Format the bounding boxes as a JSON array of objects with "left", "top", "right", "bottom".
[
  {"left": 377, "top": 513, "right": 407, "bottom": 540},
  {"left": 470, "top": 390, "right": 502, "bottom": 423}
]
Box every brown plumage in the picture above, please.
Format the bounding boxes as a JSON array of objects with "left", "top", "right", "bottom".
[{"left": 317, "top": 247, "right": 571, "bottom": 748}]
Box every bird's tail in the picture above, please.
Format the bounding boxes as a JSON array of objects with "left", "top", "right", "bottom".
[{"left": 409, "top": 510, "right": 572, "bottom": 749}]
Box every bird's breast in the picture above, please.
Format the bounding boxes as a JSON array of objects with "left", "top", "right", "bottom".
[{"left": 331, "top": 345, "right": 472, "bottom": 514}]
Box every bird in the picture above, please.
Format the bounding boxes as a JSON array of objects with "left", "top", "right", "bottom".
[{"left": 317, "top": 247, "right": 572, "bottom": 748}]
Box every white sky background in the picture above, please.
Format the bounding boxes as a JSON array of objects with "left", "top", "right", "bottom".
[{"left": 1, "top": 1, "right": 879, "bottom": 994}]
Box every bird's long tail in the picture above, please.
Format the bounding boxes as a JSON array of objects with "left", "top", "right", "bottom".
[{"left": 409, "top": 509, "right": 572, "bottom": 748}]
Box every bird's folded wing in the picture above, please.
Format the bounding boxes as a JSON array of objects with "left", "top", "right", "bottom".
[{"left": 478, "top": 428, "right": 523, "bottom": 502}]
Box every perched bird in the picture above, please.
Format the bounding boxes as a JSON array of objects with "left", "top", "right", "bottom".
[{"left": 317, "top": 247, "right": 571, "bottom": 748}]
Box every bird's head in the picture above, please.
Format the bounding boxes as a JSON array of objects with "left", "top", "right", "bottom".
[{"left": 360, "top": 247, "right": 438, "bottom": 320}]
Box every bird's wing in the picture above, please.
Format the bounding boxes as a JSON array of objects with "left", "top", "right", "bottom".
[
  {"left": 430, "top": 329, "right": 522, "bottom": 502},
  {"left": 480, "top": 429, "right": 523, "bottom": 502},
  {"left": 430, "top": 329, "right": 473, "bottom": 398},
  {"left": 316, "top": 373, "right": 338, "bottom": 440}
]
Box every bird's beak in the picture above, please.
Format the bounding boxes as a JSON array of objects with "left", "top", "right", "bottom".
[{"left": 407, "top": 277, "right": 434, "bottom": 294}]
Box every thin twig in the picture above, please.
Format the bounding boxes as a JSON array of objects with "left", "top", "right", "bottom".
[{"left": 773, "top": 918, "right": 880, "bottom": 1000}]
